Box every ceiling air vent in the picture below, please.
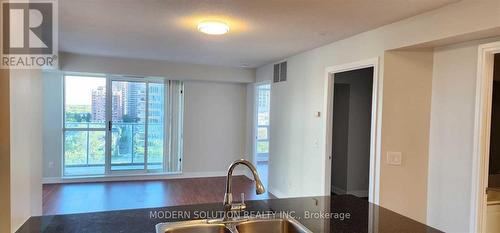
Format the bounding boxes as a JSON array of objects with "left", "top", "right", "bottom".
[{"left": 273, "top": 61, "right": 287, "bottom": 83}]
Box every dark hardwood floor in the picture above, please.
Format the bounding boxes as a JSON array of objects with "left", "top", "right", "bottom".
[{"left": 43, "top": 175, "right": 274, "bottom": 215}]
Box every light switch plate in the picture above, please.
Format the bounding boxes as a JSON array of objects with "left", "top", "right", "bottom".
[{"left": 387, "top": 151, "right": 402, "bottom": 166}]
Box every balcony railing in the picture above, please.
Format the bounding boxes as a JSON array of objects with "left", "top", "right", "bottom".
[
  {"left": 64, "top": 122, "right": 164, "bottom": 175},
  {"left": 256, "top": 124, "right": 269, "bottom": 162}
]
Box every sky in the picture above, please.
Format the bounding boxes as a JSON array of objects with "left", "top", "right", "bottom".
[{"left": 65, "top": 76, "right": 105, "bottom": 105}]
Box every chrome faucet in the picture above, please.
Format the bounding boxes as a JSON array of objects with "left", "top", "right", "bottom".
[{"left": 223, "top": 159, "right": 265, "bottom": 218}]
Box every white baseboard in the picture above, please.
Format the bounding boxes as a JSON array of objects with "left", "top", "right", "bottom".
[
  {"left": 332, "top": 186, "right": 347, "bottom": 195},
  {"left": 268, "top": 187, "right": 287, "bottom": 199},
  {"left": 348, "top": 190, "right": 369, "bottom": 197},
  {"left": 331, "top": 186, "right": 368, "bottom": 197},
  {"left": 42, "top": 170, "right": 248, "bottom": 184},
  {"left": 43, "top": 177, "right": 63, "bottom": 184}
]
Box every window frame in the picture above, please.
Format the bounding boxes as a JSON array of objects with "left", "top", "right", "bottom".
[{"left": 62, "top": 73, "right": 183, "bottom": 177}]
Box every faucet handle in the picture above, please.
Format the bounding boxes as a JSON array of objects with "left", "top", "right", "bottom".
[{"left": 229, "top": 193, "right": 247, "bottom": 212}]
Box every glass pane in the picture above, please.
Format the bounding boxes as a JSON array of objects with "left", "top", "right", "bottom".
[
  {"left": 257, "top": 127, "right": 268, "bottom": 140},
  {"left": 147, "top": 83, "right": 165, "bottom": 170},
  {"left": 257, "top": 112, "right": 269, "bottom": 126},
  {"left": 256, "top": 84, "right": 270, "bottom": 162},
  {"left": 257, "top": 84, "right": 271, "bottom": 126},
  {"left": 257, "top": 141, "right": 269, "bottom": 154},
  {"left": 111, "top": 81, "right": 146, "bottom": 171},
  {"left": 88, "top": 131, "right": 106, "bottom": 165},
  {"left": 64, "top": 131, "right": 105, "bottom": 176},
  {"left": 64, "top": 76, "right": 106, "bottom": 129}
]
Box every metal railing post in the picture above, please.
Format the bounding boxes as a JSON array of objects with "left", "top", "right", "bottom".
[
  {"left": 86, "top": 123, "right": 90, "bottom": 166},
  {"left": 131, "top": 124, "right": 135, "bottom": 164}
]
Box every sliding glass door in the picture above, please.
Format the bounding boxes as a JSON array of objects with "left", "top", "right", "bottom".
[
  {"left": 109, "top": 79, "right": 165, "bottom": 172},
  {"left": 63, "top": 75, "right": 172, "bottom": 176},
  {"left": 109, "top": 80, "right": 147, "bottom": 171},
  {"left": 64, "top": 76, "right": 107, "bottom": 176}
]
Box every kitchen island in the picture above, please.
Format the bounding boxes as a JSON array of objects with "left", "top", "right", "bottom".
[{"left": 16, "top": 195, "right": 441, "bottom": 233}]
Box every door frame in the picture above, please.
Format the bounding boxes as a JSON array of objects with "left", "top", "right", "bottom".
[
  {"left": 323, "top": 57, "right": 382, "bottom": 204},
  {"left": 471, "top": 41, "right": 500, "bottom": 233},
  {"left": 107, "top": 76, "right": 166, "bottom": 175},
  {"left": 252, "top": 80, "right": 272, "bottom": 166}
]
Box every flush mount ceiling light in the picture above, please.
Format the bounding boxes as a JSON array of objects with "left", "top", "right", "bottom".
[{"left": 197, "top": 21, "right": 230, "bottom": 35}]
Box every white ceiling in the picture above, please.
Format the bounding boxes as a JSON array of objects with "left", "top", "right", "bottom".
[{"left": 59, "top": 0, "right": 458, "bottom": 68}]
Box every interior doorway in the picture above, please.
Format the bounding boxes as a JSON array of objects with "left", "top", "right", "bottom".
[
  {"left": 472, "top": 42, "right": 500, "bottom": 233},
  {"left": 486, "top": 53, "right": 500, "bottom": 232},
  {"left": 331, "top": 68, "right": 374, "bottom": 198},
  {"left": 324, "top": 58, "right": 381, "bottom": 204},
  {"left": 254, "top": 82, "right": 271, "bottom": 189}
]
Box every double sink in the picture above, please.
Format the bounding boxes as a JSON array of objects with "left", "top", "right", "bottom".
[
  {"left": 156, "top": 160, "right": 311, "bottom": 233},
  {"left": 156, "top": 215, "right": 311, "bottom": 233}
]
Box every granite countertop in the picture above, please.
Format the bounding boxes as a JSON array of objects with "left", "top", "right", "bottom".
[{"left": 16, "top": 195, "right": 441, "bottom": 233}]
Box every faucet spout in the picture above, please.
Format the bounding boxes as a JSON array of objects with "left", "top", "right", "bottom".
[{"left": 223, "top": 159, "right": 265, "bottom": 214}]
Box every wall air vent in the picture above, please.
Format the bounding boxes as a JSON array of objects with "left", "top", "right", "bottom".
[
  {"left": 273, "top": 63, "right": 280, "bottom": 83},
  {"left": 273, "top": 61, "right": 287, "bottom": 83}
]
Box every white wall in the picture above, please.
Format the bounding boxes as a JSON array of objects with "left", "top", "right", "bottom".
[
  {"left": 381, "top": 50, "right": 434, "bottom": 223},
  {"left": 258, "top": 0, "right": 500, "bottom": 225},
  {"left": 245, "top": 84, "right": 256, "bottom": 164},
  {"left": 182, "top": 81, "right": 248, "bottom": 174},
  {"left": 42, "top": 73, "right": 249, "bottom": 180},
  {"left": 427, "top": 38, "right": 500, "bottom": 232},
  {"left": 43, "top": 51, "right": 255, "bottom": 180},
  {"left": 10, "top": 69, "right": 43, "bottom": 232},
  {"left": 60, "top": 52, "right": 255, "bottom": 83},
  {"left": 42, "top": 72, "right": 63, "bottom": 178}
]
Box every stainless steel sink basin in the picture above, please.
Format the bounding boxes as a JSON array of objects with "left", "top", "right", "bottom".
[
  {"left": 235, "top": 218, "right": 309, "bottom": 233},
  {"left": 156, "top": 215, "right": 312, "bottom": 233},
  {"left": 156, "top": 160, "right": 308, "bottom": 233},
  {"left": 156, "top": 220, "right": 231, "bottom": 233}
]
